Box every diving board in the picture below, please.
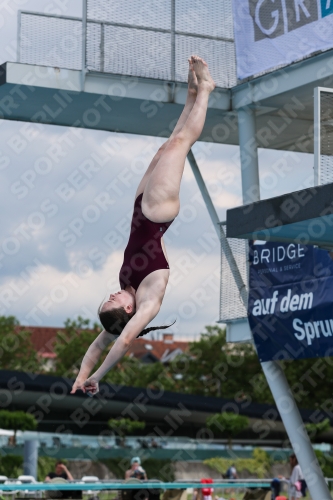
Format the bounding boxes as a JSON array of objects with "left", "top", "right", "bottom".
[{"left": 226, "top": 182, "right": 333, "bottom": 249}]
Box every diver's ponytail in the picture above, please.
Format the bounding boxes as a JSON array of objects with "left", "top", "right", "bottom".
[{"left": 137, "top": 320, "right": 176, "bottom": 337}]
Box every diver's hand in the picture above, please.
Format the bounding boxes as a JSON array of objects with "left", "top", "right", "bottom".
[
  {"left": 70, "top": 378, "right": 86, "bottom": 394},
  {"left": 83, "top": 377, "right": 99, "bottom": 396}
]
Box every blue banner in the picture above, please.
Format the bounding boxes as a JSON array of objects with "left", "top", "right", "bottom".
[{"left": 248, "top": 241, "right": 333, "bottom": 362}]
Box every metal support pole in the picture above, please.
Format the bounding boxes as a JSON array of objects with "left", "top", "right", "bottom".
[
  {"left": 262, "top": 361, "right": 332, "bottom": 500},
  {"left": 237, "top": 106, "right": 260, "bottom": 205},
  {"left": 237, "top": 105, "right": 332, "bottom": 500},
  {"left": 100, "top": 23, "right": 105, "bottom": 73},
  {"left": 187, "top": 149, "right": 248, "bottom": 307},
  {"left": 23, "top": 440, "right": 38, "bottom": 479},
  {"left": 314, "top": 87, "right": 320, "bottom": 186},
  {"left": 171, "top": 0, "right": 175, "bottom": 81},
  {"left": 81, "top": 0, "right": 87, "bottom": 91},
  {"left": 17, "top": 11, "right": 22, "bottom": 62},
  {"left": 187, "top": 149, "right": 219, "bottom": 232}
]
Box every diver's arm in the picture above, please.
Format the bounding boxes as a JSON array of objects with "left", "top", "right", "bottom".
[
  {"left": 70, "top": 330, "right": 116, "bottom": 393},
  {"left": 83, "top": 302, "right": 160, "bottom": 393}
]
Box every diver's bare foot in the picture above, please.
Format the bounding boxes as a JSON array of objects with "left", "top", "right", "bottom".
[
  {"left": 188, "top": 57, "right": 198, "bottom": 95},
  {"left": 191, "top": 55, "right": 215, "bottom": 93}
]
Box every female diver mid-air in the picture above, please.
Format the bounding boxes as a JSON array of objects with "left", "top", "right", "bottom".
[{"left": 71, "top": 55, "right": 215, "bottom": 396}]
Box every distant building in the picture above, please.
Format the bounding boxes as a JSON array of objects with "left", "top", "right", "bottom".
[
  {"left": 127, "top": 333, "right": 189, "bottom": 363},
  {"left": 26, "top": 326, "right": 189, "bottom": 364}
]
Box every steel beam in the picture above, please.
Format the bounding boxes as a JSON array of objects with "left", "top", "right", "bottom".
[
  {"left": 187, "top": 150, "right": 248, "bottom": 308},
  {"left": 233, "top": 48, "right": 333, "bottom": 109}
]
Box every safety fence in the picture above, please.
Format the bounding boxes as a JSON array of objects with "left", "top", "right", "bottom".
[
  {"left": 0, "top": 480, "right": 270, "bottom": 500},
  {"left": 18, "top": 12, "right": 83, "bottom": 71},
  {"left": 314, "top": 88, "right": 333, "bottom": 188},
  {"left": 0, "top": 480, "right": 278, "bottom": 491},
  {"left": 219, "top": 222, "right": 248, "bottom": 323},
  {"left": 10, "top": 478, "right": 333, "bottom": 497},
  {"left": 17, "top": 4, "right": 331, "bottom": 90},
  {"left": 0, "top": 447, "right": 246, "bottom": 461},
  {"left": 18, "top": 0, "right": 237, "bottom": 89}
]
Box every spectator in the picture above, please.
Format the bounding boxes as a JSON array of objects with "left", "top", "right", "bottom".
[
  {"left": 125, "top": 457, "right": 147, "bottom": 480},
  {"left": 225, "top": 465, "right": 237, "bottom": 497},
  {"left": 7, "top": 436, "right": 15, "bottom": 447},
  {"left": 201, "top": 478, "right": 214, "bottom": 500},
  {"left": 225, "top": 464, "right": 237, "bottom": 479},
  {"left": 116, "top": 436, "right": 127, "bottom": 447},
  {"left": 150, "top": 439, "right": 159, "bottom": 448},
  {"left": 192, "top": 479, "right": 214, "bottom": 500},
  {"left": 45, "top": 461, "right": 74, "bottom": 482},
  {"left": 271, "top": 478, "right": 281, "bottom": 500},
  {"left": 289, "top": 454, "right": 304, "bottom": 500}
]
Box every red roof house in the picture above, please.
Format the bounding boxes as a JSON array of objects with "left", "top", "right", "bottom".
[{"left": 24, "top": 327, "right": 189, "bottom": 363}]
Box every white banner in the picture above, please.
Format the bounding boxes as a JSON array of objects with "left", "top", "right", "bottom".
[{"left": 232, "top": 0, "right": 333, "bottom": 80}]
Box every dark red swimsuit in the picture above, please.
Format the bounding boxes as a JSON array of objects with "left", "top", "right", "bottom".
[{"left": 119, "top": 194, "right": 174, "bottom": 291}]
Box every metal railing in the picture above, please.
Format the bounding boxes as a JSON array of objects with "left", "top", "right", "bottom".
[
  {"left": 219, "top": 221, "right": 248, "bottom": 323},
  {"left": 18, "top": 11, "right": 83, "bottom": 70},
  {"left": 3, "top": 478, "right": 333, "bottom": 493},
  {"left": 17, "top": 6, "right": 237, "bottom": 88},
  {"left": 0, "top": 480, "right": 278, "bottom": 491},
  {"left": 85, "top": 21, "right": 234, "bottom": 75},
  {"left": 0, "top": 432, "right": 246, "bottom": 450}
]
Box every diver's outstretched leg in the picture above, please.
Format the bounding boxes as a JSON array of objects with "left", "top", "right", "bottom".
[
  {"left": 142, "top": 56, "right": 215, "bottom": 223},
  {"left": 134, "top": 57, "right": 198, "bottom": 199}
]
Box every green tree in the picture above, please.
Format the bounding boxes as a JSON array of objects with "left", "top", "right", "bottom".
[
  {"left": 53, "top": 318, "right": 333, "bottom": 412},
  {"left": 104, "top": 356, "right": 138, "bottom": 386},
  {"left": 283, "top": 357, "right": 333, "bottom": 410},
  {"left": 166, "top": 325, "right": 262, "bottom": 399},
  {"left": 108, "top": 417, "right": 145, "bottom": 437},
  {"left": 105, "top": 356, "right": 176, "bottom": 391},
  {"left": 305, "top": 418, "right": 331, "bottom": 442},
  {"left": 253, "top": 357, "right": 333, "bottom": 409},
  {"left": 52, "top": 321, "right": 268, "bottom": 403},
  {"left": 106, "top": 324, "right": 264, "bottom": 401},
  {"left": 0, "top": 454, "right": 23, "bottom": 477},
  {"left": 206, "top": 412, "right": 249, "bottom": 449},
  {"left": 314, "top": 450, "right": 333, "bottom": 477},
  {"left": 0, "top": 316, "right": 39, "bottom": 372},
  {"left": 205, "top": 448, "right": 271, "bottom": 478},
  {"left": 52, "top": 317, "right": 103, "bottom": 378},
  {"left": 101, "top": 458, "right": 174, "bottom": 481},
  {"left": 0, "top": 410, "right": 37, "bottom": 445}
]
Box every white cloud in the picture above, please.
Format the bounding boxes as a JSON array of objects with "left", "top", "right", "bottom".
[{"left": 212, "top": 190, "right": 242, "bottom": 210}]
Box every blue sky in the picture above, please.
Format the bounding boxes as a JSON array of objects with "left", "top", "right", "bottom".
[{"left": 0, "top": 0, "right": 314, "bottom": 339}]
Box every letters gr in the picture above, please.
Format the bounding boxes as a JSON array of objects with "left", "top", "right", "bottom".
[{"left": 250, "top": 0, "right": 320, "bottom": 42}]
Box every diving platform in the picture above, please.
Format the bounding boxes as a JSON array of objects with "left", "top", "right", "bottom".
[
  {"left": 1, "top": 54, "right": 333, "bottom": 151},
  {"left": 226, "top": 182, "right": 333, "bottom": 249},
  {"left": 0, "top": 61, "right": 232, "bottom": 141}
]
